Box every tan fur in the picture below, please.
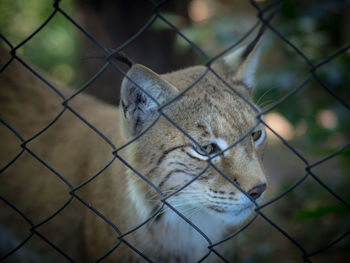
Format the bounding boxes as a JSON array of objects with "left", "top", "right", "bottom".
[{"left": 0, "top": 41, "right": 267, "bottom": 263}]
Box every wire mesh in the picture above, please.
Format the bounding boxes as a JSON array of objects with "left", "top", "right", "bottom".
[{"left": 0, "top": 0, "right": 349, "bottom": 262}]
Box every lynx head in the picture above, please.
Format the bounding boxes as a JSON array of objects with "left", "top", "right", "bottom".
[{"left": 119, "top": 36, "right": 267, "bottom": 232}]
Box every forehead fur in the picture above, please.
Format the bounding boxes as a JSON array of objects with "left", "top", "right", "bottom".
[
  {"left": 163, "top": 65, "right": 250, "bottom": 93},
  {"left": 160, "top": 66, "right": 258, "bottom": 141}
]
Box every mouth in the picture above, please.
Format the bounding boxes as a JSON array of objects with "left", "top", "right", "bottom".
[
  {"left": 207, "top": 202, "right": 254, "bottom": 215},
  {"left": 234, "top": 204, "right": 255, "bottom": 216},
  {"left": 205, "top": 198, "right": 259, "bottom": 225}
]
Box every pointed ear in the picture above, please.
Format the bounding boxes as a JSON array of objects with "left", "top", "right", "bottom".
[
  {"left": 120, "top": 64, "right": 178, "bottom": 136},
  {"left": 215, "top": 32, "right": 263, "bottom": 92}
]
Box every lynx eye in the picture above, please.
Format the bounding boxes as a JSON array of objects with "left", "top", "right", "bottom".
[
  {"left": 193, "top": 143, "right": 220, "bottom": 156},
  {"left": 251, "top": 129, "right": 265, "bottom": 146},
  {"left": 252, "top": 130, "right": 262, "bottom": 141}
]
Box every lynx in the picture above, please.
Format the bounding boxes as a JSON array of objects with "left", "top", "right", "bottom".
[{"left": 0, "top": 33, "right": 267, "bottom": 262}]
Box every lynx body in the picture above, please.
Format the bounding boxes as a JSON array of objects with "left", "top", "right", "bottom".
[{"left": 0, "top": 37, "right": 267, "bottom": 262}]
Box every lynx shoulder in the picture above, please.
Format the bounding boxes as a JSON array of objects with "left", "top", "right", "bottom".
[{"left": 0, "top": 34, "right": 267, "bottom": 262}]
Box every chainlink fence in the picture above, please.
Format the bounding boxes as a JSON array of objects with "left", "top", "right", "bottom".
[{"left": 1, "top": 0, "right": 350, "bottom": 262}]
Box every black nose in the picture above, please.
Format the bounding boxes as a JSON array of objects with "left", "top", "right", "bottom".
[{"left": 248, "top": 183, "right": 267, "bottom": 200}]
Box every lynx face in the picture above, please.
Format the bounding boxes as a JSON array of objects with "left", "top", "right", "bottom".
[{"left": 120, "top": 40, "right": 267, "bottom": 238}]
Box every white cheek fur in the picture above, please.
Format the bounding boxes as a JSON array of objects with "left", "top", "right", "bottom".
[
  {"left": 213, "top": 138, "right": 228, "bottom": 153},
  {"left": 188, "top": 147, "right": 208, "bottom": 160}
]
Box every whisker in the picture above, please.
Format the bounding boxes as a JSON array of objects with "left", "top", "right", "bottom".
[
  {"left": 258, "top": 99, "right": 276, "bottom": 110},
  {"left": 256, "top": 87, "right": 276, "bottom": 107}
]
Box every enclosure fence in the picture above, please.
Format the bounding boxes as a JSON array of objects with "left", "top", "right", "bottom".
[{"left": 1, "top": 0, "right": 350, "bottom": 262}]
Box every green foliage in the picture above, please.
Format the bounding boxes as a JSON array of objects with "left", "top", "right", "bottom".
[
  {"left": 295, "top": 203, "right": 348, "bottom": 221},
  {"left": 310, "top": 148, "right": 350, "bottom": 157},
  {"left": 0, "top": 0, "right": 78, "bottom": 85},
  {"left": 256, "top": 0, "right": 350, "bottom": 144}
]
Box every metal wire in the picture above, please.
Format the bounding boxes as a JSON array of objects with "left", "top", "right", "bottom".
[{"left": 0, "top": 0, "right": 349, "bottom": 262}]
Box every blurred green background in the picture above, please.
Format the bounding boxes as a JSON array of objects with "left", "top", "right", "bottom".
[{"left": 1, "top": 0, "right": 349, "bottom": 262}]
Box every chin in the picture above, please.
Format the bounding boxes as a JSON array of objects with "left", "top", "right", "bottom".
[
  {"left": 219, "top": 205, "right": 255, "bottom": 226},
  {"left": 215, "top": 193, "right": 265, "bottom": 226}
]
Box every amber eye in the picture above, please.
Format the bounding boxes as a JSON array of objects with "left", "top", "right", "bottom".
[
  {"left": 252, "top": 130, "right": 262, "bottom": 142},
  {"left": 193, "top": 143, "right": 220, "bottom": 156}
]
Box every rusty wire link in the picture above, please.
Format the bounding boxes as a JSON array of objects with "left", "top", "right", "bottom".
[{"left": 0, "top": 0, "right": 349, "bottom": 262}]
